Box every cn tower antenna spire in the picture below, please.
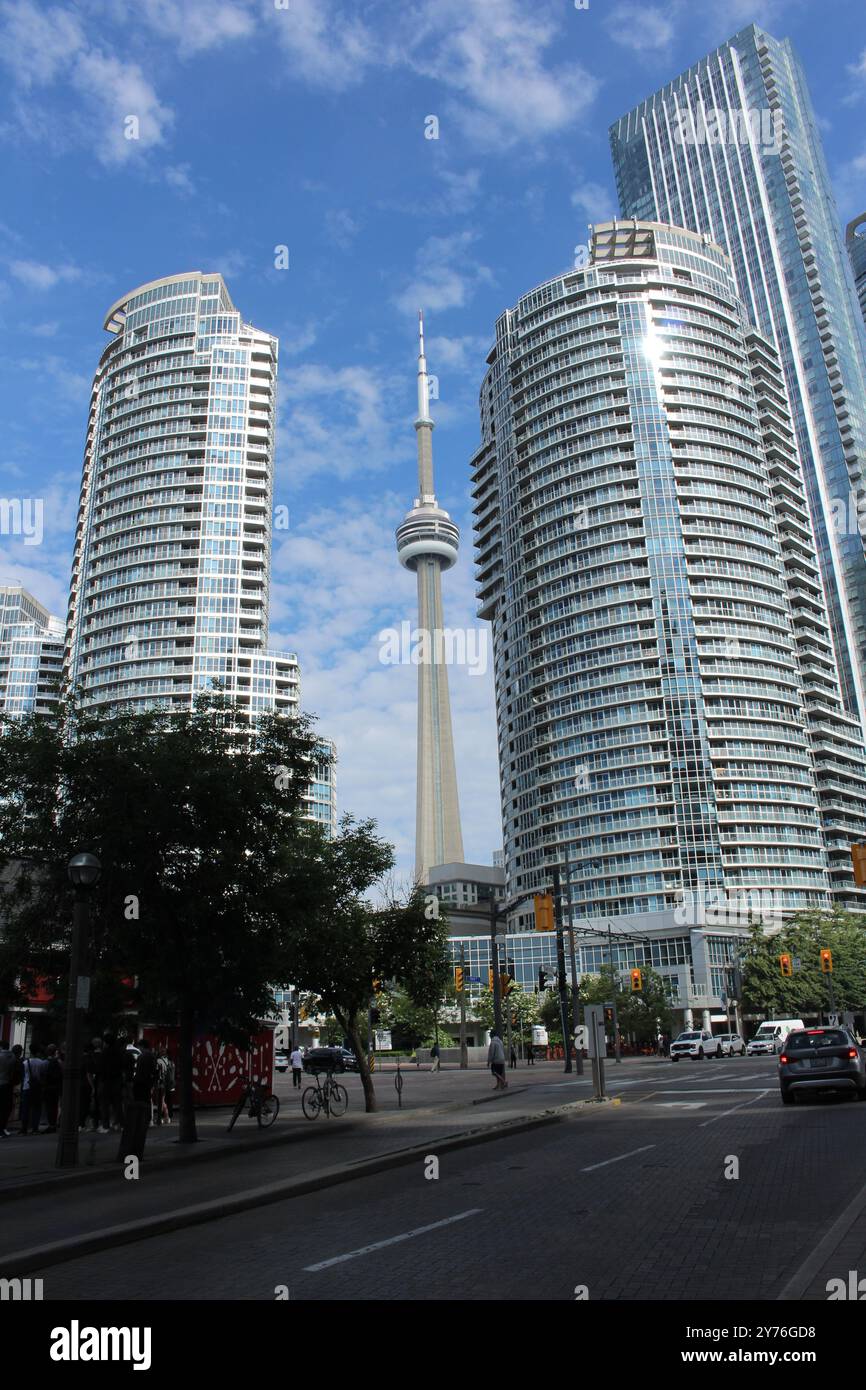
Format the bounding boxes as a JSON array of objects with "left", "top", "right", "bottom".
[{"left": 396, "top": 311, "right": 464, "bottom": 883}]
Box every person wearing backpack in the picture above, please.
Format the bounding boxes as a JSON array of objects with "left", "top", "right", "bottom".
[{"left": 40, "top": 1044, "right": 63, "bottom": 1132}]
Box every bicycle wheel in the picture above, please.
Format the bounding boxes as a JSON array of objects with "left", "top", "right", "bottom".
[
  {"left": 302, "top": 1085, "right": 322, "bottom": 1120},
  {"left": 227, "top": 1087, "right": 248, "bottom": 1133},
  {"left": 257, "top": 1093, "right": 280, "bottom": 1128},
  {"left": 328, "top": 1083, "right": 348, "bottom": 1117}
]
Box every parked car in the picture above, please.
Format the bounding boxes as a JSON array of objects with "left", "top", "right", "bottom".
[
  {"left": 717, "top": 1032, "right": 746, "bottom": 1057},
  {"left": 303, "top": 1046, "right": 359, "bottom": 1074},
  {"left": 670, "top": 1029, "right": 721, "bottom": 1060},
  {"left": 746, "top": 1018, "right": 805, "bottom": 1056},
  {"left": 779, "top": 1027, "right": 866, "bottom": 1104},
  {"left": 274, "top": 1050, "right": 290, "bottom": 1073}
]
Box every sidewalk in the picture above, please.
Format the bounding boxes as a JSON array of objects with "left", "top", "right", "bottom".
[{"left": 0, "top": 1056, "right": 664, "bottom": 1197}]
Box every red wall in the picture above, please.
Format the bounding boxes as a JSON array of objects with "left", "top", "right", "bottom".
[{"left": 142, "top": 1026, "right": 274, "bottom": 1106}]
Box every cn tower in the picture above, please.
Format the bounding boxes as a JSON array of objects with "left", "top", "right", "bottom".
[{"left": 396, "top": 313, "right": 465, "bottom": 883}]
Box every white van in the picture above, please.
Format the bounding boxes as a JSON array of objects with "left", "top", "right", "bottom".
[{"left": 746, "top": 1019, "right": 805, "bottom": 1055}]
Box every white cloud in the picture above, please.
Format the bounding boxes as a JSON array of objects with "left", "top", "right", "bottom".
[
  {"left": 138, "top": 0, "right": 255, "bottom": 56},
  {"left": 405, "top": 0, "right": 601, "bottom": 148},
  {"left": 832, "top": 148, "right": 866, "bottom": 221},
  {"left": 164, "top": 163, "right": 196, "bottom": 195},
  {"left": 24, "top": 320, "right": 59, "bottom": 337},
  {"left": 605, "top": 3, "right": 675, "bottom": 53},
  {"left": 268, "top": 0, "right": 378, "bottom": 91},
  {"left": 276, "top": 362, "right": 406, "bottom": 487},
  {"left": 324, "top": 208, "right": 361, "bottom": 250},
  {"left": 10, "top": 260, "right": 82, "bottom": 290},
  {"left": 426, "top": 334, "right": 491, "bottom": 373},
  {"left": 571, "top": 179, "right": 614, "bottom": 226},
  {"left": 395, "top": 231, "right": 494, "bottom": 317}
]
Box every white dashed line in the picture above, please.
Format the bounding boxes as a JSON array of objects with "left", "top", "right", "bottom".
[
  {"left": 303, "top": 1209, "right": 483, "bottom": 1271},
  {"left": 580, "top": 1144, "right": 656, "bottom": 1172}
]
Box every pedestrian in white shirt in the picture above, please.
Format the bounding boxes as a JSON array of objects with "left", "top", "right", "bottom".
[
  {"left": 487, "top": 1031, "right": 507, "bottom": 1090},
  {"left": 290, "top": 1047, "right": 304, "bottom": 1089}
]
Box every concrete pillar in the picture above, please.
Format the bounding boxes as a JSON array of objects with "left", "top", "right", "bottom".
[
  {"left": 684, "top": 1007, "right": 694, "bottom": 1029},
  {"left": 702, "top": 1008, "right": 712, "bottom": 1032}
]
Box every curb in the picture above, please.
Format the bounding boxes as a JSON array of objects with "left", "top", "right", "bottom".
[{"left": 0, "top": 1099, "right": 594, "bottom": 1275}]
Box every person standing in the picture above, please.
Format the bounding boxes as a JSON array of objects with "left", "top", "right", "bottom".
[
  {"left": 290, "top": 1045, "right": 304, "bottom": 1089},
  {"left": 526, "top": 1044, "right": 535, "bottom": 1066},
  {"left": 132, "top": 1039, "right": 158, "bottom": 1123},
  {"left": 487, "top": 1030, "right": 507, "bottom": 1090},
  {"left": 0, "top": 1040, "right": 17, "bottom": 1136},
  {"left": 40, "top": 1044, "right": 62, "bottom": 1132},
  {"left": 19, "top": 1047, "right": 46, "bottom": 1134},
  {"left": 429, "top": 1041, "right": 441, "bottom": 1073},
  {"left": 509, "top": 1045, "right": 517, "bottom": 1070}
]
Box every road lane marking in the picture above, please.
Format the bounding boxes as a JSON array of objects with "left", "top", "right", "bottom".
[
  {"left": 777, "top": 1174, "right": 866, "bottom": 1300},
  {"left": 654, "top": 1088, "right": 771, "bottom": 1095},
  {"left": 698, "top": 1090, "right": 771, "bottom": 1127},
  {"left": 303, "top": 1209, "right": 483, "bottom": 1271},
  {"left": 580, "top": 1144, "right": 655, "bottom": 1172}
]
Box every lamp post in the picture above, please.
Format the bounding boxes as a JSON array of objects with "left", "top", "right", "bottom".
[{"left": 57, "top": 852, "right": 101, "bottom": 1168}]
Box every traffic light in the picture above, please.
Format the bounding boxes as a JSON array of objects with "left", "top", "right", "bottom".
[
  {"left": 820, "top": 948, "right": 833, "bottom": 974},
  {"left": 534, "top": 893, "right": 554, "bottom": 932},
  {"left": 603, "top": 1005, "right": 614, "bottom": 1025},
  {"left": 454, "top": 966, "right": 464, "bottom": 992},
  {"left": 852, "top": 844, "right": 866, "bottom": 886},
  {"left": 538, "top": 968, "right": 549, "bottom": 991},
  {"left": 488, "top": 968, "right": 495, "bottom": 990},
  {"left": 500, "top": 973, "right": 512, "bottom": 996},
  {"left": 630, "top": 968, "right": 643, "bottom": 992},
  {"left": 779, "top": 953, "right": 793, "bottom": 977},
  {"left": 372, "top": 979, "right": 383, "bottom": 994}
]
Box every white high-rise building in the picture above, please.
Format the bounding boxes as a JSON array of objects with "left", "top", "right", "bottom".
[
  {"left": 0, "top": 586, "right": 63, "bottom": 718},
  {"left": 396, "top": 315, "right": 464, "bottom": 883},
  {"left": 64, "top": 272, "right": 299, "bottom": 720}
]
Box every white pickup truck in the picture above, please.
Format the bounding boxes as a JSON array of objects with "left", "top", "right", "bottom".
[{"left": 670, "top": 1029, "right": 722, "bottom": 1060}]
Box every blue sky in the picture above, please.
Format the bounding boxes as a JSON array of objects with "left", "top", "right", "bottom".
[{"left": 1, "top": 0, "right": 864, "bottom": 883}]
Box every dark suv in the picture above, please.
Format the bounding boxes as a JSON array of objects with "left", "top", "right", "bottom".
[{"left": 779, "top": 1028, "right": 866, "bottom": 1104}]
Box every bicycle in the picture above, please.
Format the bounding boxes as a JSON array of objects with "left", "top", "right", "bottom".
[
  {"left": 301, "top": 1069, "right": 348, "bottom": 1120},
  {"left": 227, "top": 1078, "right": 280, "bottom": 1132}
]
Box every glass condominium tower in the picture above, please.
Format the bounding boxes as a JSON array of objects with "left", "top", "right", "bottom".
[
  {"left": 847, "top": 214, "right": 866, "bottom": 330},
  {"left": 471, "top": 221, "right": 863, "bottom": 924},
  {"left": 64, "top": 272, "right": 299, "bottom": 720},
  {"left": 0, "top": 586, "right": 64, "bottom": 718},
  {"left": 610, "top": 25, "right": 866, "bottom": 751}
]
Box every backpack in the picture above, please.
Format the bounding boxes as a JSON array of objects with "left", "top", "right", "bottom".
[{"left": 44, "top": 1057, "right": 62, "bottom": 1087}]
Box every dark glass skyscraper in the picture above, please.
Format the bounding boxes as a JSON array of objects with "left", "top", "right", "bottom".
[{"left": 610, "top": 25, "right": 866, "bottom": 748}]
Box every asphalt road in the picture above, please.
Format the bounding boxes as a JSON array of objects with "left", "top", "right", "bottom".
[{"left": 23, "top": 1055, "right": 866, "bottom": 1301}]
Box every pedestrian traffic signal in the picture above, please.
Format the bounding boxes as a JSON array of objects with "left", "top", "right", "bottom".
[
  {"left": 630, "top": 968, "right": 643, "bottom": 992},
  {"left": 501, "top": 973, "right": 513, "bottom": 996},
  {"left": 820, "top": 948, "right": 833, "bottom": 973},
  {"left": 534, "top": 892, "right": 554, "bottom": 932},
  {"left": 454, "top": 966, "right": 464, "bottom": 992},
  {"left": 538, "top": 968, "right": 549, "bottom": 991},
  {"left": 779, "top": 953, "right": 793, "bottom": 977},
  {"left": 603, "top": 1005, "right": 614, "bottom": 1025},
  {"left": 852, "top": 843, "right": 866, "bottom": 886},
  {"left": 372, "top": 978, "right": 384, "bottom": 994},
  {"left": 488, "top": 968, "right": 495, "bottom": 990}
]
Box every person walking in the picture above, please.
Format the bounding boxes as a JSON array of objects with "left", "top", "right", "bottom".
[
  {"left": 40, "top": 1044, "right": 62, "bottom": 1132},
  {"left": 19, "top": 1047, "right": 46, "bottom": 1134},
  {"left": 161, "top": 1048, "right": 176, "bottom": 1122},
  {"left": 509, "top": 1045, "right": 517, "bottom": 1070},
  {"left": 429, "top": 1041, "right": 441, "bottom": 1073},
  {"left": 289, "top": 1045, "right": 304, "bottom": 1089},
  {"left": 487, "top": 1030, "right": 508, "bottom": 1090},
  {"left": 526, "top": 1044, "right": 535, "bottom": 1066},
  {"left": 0, "top": 1040, "right": 18, "bottom": 1136},
  {"left": 101, "top": 1034, "right": 123, "bottom": 1131}
]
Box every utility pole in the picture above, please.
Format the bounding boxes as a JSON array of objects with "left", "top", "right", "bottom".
[
  {"left": 552, "top": 866, "right": 572, "bottom": 1073},
  {"left": 562, "top": 843, "right": 583, "bottom": 1075},
  {"left": 489, "top": 896, "right": 503, "bottom": 1037},
  {"left": 459, "top": 945, "right": 468, "bottom": 1069},
  {"left": 607, "top": 920, "right": 622, "bottom": 1064}
]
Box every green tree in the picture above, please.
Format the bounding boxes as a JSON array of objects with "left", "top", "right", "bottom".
[
  {"left": 271, "top": 818, "right": 451, "bottom": 1111},
  {"left": 472, "top": 986, "right": 539, "bottom": 1035},
  {"left": 741, "top": 907, "right": 866, "bottom": 1018},
  {"left": 577, "top": 966, "right": 675, "bottom": 1045},
  {"left": 0, "top": 692, "right": 322, "bottom": 1143}
]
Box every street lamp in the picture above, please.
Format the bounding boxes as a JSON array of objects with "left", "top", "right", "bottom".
[{"left": 57, "top": 852, "right": 101, "bottom": 1168}]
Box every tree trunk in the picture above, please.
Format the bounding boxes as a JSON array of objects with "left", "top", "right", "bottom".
[
  {"left": 346, "top": 1013, "right": 377, "bottom": 1113},
  {"left": 178, "top": 1003, "right": 197, "bottom": 1142}
]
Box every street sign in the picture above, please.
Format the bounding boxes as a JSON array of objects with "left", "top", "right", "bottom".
[
  {"left": 584, "top": 1004, "right": 607, "bottom": 1059},
  {"left": 827, "top": 1013, "right": 840, "bottom": 1027}
]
